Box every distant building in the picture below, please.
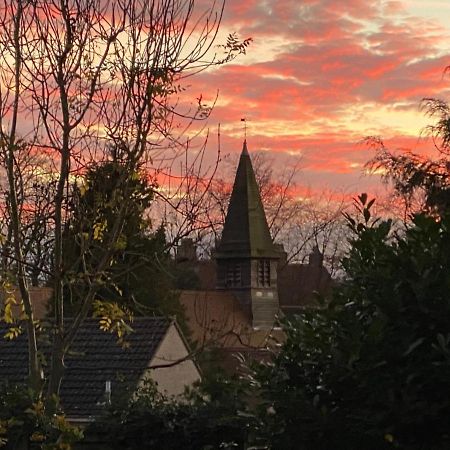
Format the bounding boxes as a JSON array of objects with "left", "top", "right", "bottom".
[
  {"left": 215, "top": 140, "right": 281, "bottom": 329},
  {"left": 0, "top": 141, "right": 334, "bottom": 382},
  {"left": 0, "top": 318, "right": 200, "bottom": 423},
  {"left": 178, "top": 141, "right": 333, "bottom": 369}
]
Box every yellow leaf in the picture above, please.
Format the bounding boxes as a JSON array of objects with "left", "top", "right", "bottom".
[
  {"left": 93, "top": 221, "right": 107, "bottom": 241},
  {"left": 4, "top": 327, "right": 22, "bottom": 340},
  {"left": 79, "top": 181, "right": 88, "bottom": 196},
  {"left": 3, "top": 303, "right": 13, "bottom": 324},
  {"left": 30, "top": 432, "right": 45, "bottom": 442}
]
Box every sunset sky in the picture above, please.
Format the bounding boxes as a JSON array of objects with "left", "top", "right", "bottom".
[{"left": 192, "top": 0, "right": 450, "bottom": 198}]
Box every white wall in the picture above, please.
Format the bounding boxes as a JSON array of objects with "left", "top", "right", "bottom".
[{"left": 143, "top": 323, "right": 201, "bottom": 397}]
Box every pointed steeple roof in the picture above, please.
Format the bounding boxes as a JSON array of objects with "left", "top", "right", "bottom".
[{"left": 217, "top": 141, "right": 279, "bottom": 259}]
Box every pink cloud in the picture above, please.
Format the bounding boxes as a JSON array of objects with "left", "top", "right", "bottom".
[{"left": 180, "top": 0, "right": 450, "bottom": 194}]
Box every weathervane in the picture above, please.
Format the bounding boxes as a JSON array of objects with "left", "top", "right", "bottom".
[{"left": 241, "top": 117, "right": 247, "bottom": 140}]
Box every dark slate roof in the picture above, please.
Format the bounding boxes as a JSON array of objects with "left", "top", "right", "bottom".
[
  {"left": 0, "top": 317, "right": 169, "bottom": 418},
  {"left": 216, "top": 141, "right": 279, "bottom": 259}
]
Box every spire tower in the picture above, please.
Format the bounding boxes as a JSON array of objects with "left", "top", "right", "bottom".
[{"left": 216, "top": 141, "right": 280, "bottom": 328}]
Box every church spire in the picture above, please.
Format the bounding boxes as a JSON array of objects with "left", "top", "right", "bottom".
[
  {"left": 216, "top": 140, "right": 280, "bottom": 329},
  {"left": 216, "top": 140, "right": 278, "bottom": 259},
  {"left": 242, "top": 139, "right": 249, "bottom": 156}
]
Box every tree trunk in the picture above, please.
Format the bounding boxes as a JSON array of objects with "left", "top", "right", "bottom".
[
  {"left": 5, "top": 0, "right": 42, "bottom": 393},
  {"left": 46, "top": 334, "right": 65, "bottom": 404}
]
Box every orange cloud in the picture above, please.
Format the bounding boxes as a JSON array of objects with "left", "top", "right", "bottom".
[{"left": 181, "top": 0, "right": 450, "bottom": 197}]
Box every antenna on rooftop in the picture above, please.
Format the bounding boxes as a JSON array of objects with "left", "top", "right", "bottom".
[{"left": 105, "top": 380, "right": 112, "bottom": 406}]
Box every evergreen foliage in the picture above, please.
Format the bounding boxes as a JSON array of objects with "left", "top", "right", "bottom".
[
  {"left": 89, "top": 376, "right": 254, "bottom": 450},
  {"left": 63, "top": 158, "right": 181, "bottom": 318},
  {"left": 252, "top": 197, "right": 450, "bottom": 449}
]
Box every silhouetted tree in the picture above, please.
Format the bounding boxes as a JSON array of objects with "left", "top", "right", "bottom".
[
  {"left": 367, "top": 98, "right": 450, "bottom": 218},
  {"left": 0, "top": 0, "right": 250, "bottom": 405}
]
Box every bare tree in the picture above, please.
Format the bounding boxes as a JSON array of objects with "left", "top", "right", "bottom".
[
  {"left": 0, "top": 0, "right": 248, "bottom": 400},
  {"left": 280, "top": 189, "right": 348, "bottom": 276}
]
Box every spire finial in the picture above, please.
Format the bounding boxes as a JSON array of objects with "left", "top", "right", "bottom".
[
  {"left": 241, "top": 118, "right": 249, "bottom": 155},
  {"left": 241, "top": 117, "right": 247, "bottom": 140}
]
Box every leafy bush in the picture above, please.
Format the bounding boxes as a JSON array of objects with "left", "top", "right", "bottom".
[
  {"left": 90, "top": 376, "right": 256, "bottom": 450},
  {"left": 253, "top": 198, "right": 450, "bottom": 449},
  {"left": 0, "top": 384, "right": 82, "bottom": 449}
]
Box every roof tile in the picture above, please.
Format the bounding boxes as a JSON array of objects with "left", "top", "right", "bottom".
[{"left": 0, "top": 317, "right": 169, "bottom": 418}]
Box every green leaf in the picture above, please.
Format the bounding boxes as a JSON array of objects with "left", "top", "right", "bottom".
[
  {"left": 402, "top": 337, "right": 425, "bottom": 356},
  {"left": 437, "top": 333, "right": 449, "bottom": 351}
]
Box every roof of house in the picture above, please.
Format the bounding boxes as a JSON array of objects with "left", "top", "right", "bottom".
[
  {"left": 194, "top": 260, "right": 217, "bottom": 290},
  {"left": 179, "top": 290, "right": 284, "bottom": 349},
  {"left": 216, "top": 141, "right": 279, "bottom": 259},
  {"left": 179, "top": 289, "right": 285, "bottom": 373},
  {"left": 278, "top": 262, "right": 333, "bottom": 312},
  {"left": 0, "top": 317, "right": 170, "bottom": 418},
  {"left": 180, "top": 258, "right": 334, "bottom": 313},
  {"left": 0, "top": 286, "right": 53, "bottom": 320}
]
